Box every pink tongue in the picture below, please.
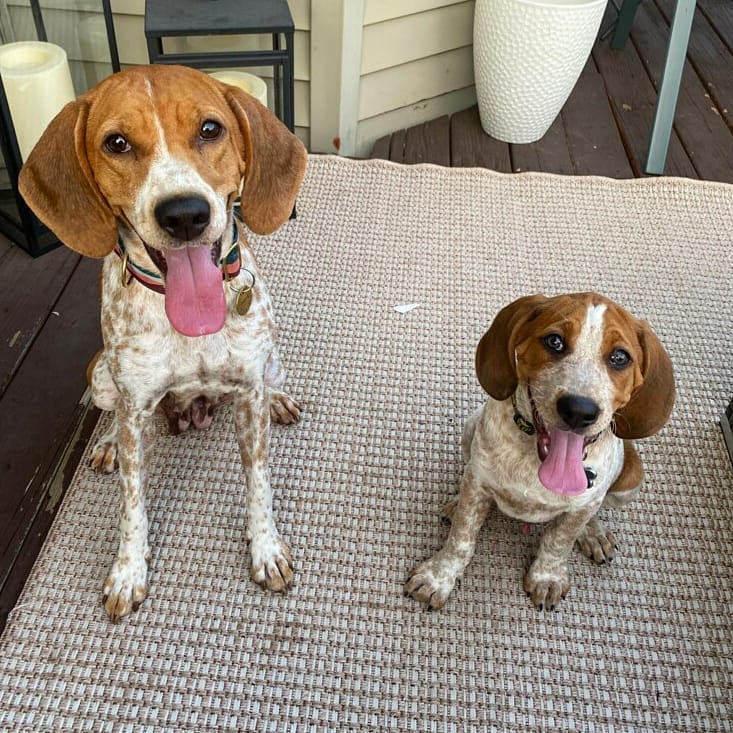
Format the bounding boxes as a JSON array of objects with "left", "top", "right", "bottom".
[
  {"left": 163, "top": 246, "right": 226, "bottom": 336},
  {"left": 538, "top": 428, "right": 588, "bottom": 496}
]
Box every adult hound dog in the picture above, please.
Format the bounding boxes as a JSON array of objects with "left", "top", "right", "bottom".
[
  {"left": 20, "top": 65, "right": 307, "bottom": 622},
  {"left": 406, "top": 293, "right": 674, "bottom": 611}
]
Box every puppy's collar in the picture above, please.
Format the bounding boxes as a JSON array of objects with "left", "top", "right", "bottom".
[
  {"left": 512, "top": 392, "right": 536, "bottom": 435},
  {"left": 114, "top": 219, "right": 241, "bottom": 293}
]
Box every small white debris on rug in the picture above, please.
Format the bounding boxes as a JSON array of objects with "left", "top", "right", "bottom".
[{"left": 393, "top": 303, "right": 420, "bottom": 314}]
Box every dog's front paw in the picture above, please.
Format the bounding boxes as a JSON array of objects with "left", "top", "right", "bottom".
[
  {"left": 576, "top": 516, "right": 617, "bottom": 564},
  {"left": 250, "top": 534, "right": 294, "bottom": 592},
  {"left": 102, "top": 554, "right": 149, "bottom": 623},
  {"left": 523, "top": 560, "right": 570, "bottom": 611},
  {"left": 269, "top": 390, "right": 301, "bottom": 425},
  {"left": 405, "top": 555, "right": 460, "bottom": 610}
]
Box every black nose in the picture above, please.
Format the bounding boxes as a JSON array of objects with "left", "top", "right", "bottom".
[
  {"left": 154, "top": 196, "right": 211, "bottom": 241},
  {"left": 557, "top": 394, "right": 600, "bottom": 429}
]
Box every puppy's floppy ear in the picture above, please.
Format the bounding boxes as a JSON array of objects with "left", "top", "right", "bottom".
[
  {"left": 224, "top": 88, "right": 307, "bottom": 235},
  {"left": 475, "top": 294, "right": 547, "bottom": 400},
  {"left": 18, "top": 99, "right": 117, "bottom": 257},
  {"left": 614, "top": 321, "right": 675, "bottom": 439}
]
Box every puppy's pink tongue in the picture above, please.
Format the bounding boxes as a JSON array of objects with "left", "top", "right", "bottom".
[
  {"left": 538, "top": 429, "right": 588, "bottom": 496},
  {"left": 163, "top": 246, "right": 226, "bottom": 336}
]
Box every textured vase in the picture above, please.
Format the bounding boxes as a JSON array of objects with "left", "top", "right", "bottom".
[{"left": 473, "top": 0, "right": 607, "bottom": 144}]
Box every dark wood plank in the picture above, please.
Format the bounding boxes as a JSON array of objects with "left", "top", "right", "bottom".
[
  {"left": 561, "top": 60, "right": 635, "bottom": 178},
  {"left": 450, "top": 106, "right": 512, "bottom": 171},
  {"left": 388, "top": 128, "right": 407, "bottom": 163},
  {"left": 631, "top": 0, "right": 733, "bottom": 181},
  {"left": 370, "top": 134, "right": 392, "bottom": 160},
  {"left": 657, "top": 0, "right": 733, "bottom": 134},
  {"left": 0, "top": 256, "right": 102, "bottom": 588},
  {"left": 0, "top": 401, "right": 100, "bottom": 635},
  {"left": 0, "top": 246, "right": 81, "bottom": 396},
  {"left": 403, "top": 116, "right": 451, "bottom": 166},
  {"left": 592, "top": 5, "right": 699, "bottom": 177},
  {"left": 510, "top": 113, "right": 575, "bottom": 175},
  {"left": 697, "top": 0, "right": 733, "bottom": 53}
]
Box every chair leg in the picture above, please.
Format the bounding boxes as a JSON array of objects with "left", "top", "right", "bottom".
[
  {"left": 610, "top": 0, "right": 642, "bottom": 49},
  {"left": 644, "top": 0, "right": 696, "bottom": 175}
]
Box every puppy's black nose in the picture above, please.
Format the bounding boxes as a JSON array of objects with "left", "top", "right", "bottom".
[
  {"left": 155, "top": 196, "right": 210, "bottom": 241},
  {"left": 557, "top": 394, "right": 600, "bottom": 429}
]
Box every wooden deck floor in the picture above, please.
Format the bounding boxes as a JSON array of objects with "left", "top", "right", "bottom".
[
  {"left": 1, "top": 0, "right": 732, "bottom": 633},
  {"left": 371, "top": 0, "right": 733, "bottom": 183}
]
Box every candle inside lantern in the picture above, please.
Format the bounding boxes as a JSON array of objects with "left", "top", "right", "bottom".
[
  {"left": 209, "top": 70, "right": 268, "bottom": 107},
  {"left": 0, "top": 42, "right": 75, "bottom": 162}
]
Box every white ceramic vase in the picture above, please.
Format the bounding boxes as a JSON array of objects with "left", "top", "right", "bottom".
[{"left": 473, "top": 0, "right": 607, "bottom": 144}]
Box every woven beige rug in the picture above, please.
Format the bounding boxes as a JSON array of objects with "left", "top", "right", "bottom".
[{"left": 1, "top": 156, "right": 732, "bottom": 732}]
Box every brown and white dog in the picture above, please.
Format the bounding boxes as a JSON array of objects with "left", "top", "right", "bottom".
[
  {"left": 406, "top": 293, "right": 674, "bottom": 611},
  {"left": 19, "top": 65, "right": 307, "bottom": 622}
]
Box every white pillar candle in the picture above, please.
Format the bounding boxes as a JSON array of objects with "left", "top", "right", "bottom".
[
  {"left": 209, "top": 70, "right": 268, "bottom": 107},
  {"left": 0, "top": 41, "right": 76, "bottom": 161}
]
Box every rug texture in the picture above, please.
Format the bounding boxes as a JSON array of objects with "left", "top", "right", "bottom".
[{"left": 1, "top": 156, "right": 732, "bottom": 732}]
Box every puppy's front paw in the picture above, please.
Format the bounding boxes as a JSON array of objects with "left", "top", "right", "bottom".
[
  {"left": 269, "top": 390, "right": 301, "bottom": 425},
  {"left": 523, "top": 561, "right": 569, "bottom": 611},
  {"left": 250, "top": 534, "right": 294, "bottom": 592},
  {"left": 576, "top": 516, "right": 617, "bottom": 564},
  {"left": 102, "top": 554, "right": 149, "bottom": 623},
  {"left": 405, "top": 555, "right": 460, "bottom": 610}
]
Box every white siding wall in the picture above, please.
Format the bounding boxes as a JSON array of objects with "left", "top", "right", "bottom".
[{"left": 2, "top": 0, "right": 478, "bottom": 157}]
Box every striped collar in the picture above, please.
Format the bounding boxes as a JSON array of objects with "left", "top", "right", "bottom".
[{"left": 114, "top": 219, "right": 241, "bottom": 294}]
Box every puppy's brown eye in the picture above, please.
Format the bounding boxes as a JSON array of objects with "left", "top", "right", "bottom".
[
  {"left": 609, "top": 348, "right": 631, "bottom": 370},
  {"left": 104, "top": 133, "right": 131, "bottom": 154},
  {"left": 543, "top": 333, "right": 565, "bottom": 353},
  {"left": 200, "top": 120, "right": 223, "bottom": 140}
]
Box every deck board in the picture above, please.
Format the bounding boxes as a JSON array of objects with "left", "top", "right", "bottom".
[
  {"left": 560, "top": 61, "right": 635, "bottom": 178},
  {"left": 0, "top": 252, "right": 102, "bottom": 632},
  {"left": 0, "top": 246, "right": 81, "bottom": 395},
  {"left": 450, "top": 107, "right": 512, "bottom": 171}
]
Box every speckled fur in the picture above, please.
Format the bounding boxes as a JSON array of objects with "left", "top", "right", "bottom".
[
  {"left": 406, "top": 293, "right": 674, "bottom": 612},
  {"left": 18, "top": 65, "right": 307, "bottom": 623}
]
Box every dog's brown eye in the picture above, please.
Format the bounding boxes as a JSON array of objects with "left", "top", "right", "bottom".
[
  {"left": 200, "top": 120, "right": 223, "bottom": 140},
  {"left": 609, "top": 348, "right": 631, "bottom": 370},
  {"left": 104, "top": 133, "right": 131, "bottom": 154},
  {"left": 543, "top": 333, "right": 565, "bottom": 353}
]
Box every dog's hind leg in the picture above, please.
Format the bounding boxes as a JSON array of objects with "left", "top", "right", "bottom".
[{"left": 265, "top": 347, "right": 301, "bottom": 424}]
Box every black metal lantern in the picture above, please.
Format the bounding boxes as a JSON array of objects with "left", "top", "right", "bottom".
[{"left": 0, "top": 0, "right": 119, "bottom": 256}]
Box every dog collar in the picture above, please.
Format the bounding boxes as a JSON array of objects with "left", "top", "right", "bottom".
[
  {"left": 114, "top": 219, "right": 241, "bottom": 294},
  {"left": 512, "top": 392, "right": 536, "bottom": 435}
]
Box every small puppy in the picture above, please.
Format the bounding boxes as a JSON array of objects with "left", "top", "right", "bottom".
[
  {"left": 19, "top": 65, "right": 307, "bottom": 622},
  {"left": 406, "top": 293, "right": 674, "bottom": 611}
]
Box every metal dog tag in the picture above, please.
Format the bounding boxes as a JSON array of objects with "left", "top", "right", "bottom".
[{"left": 235, "top": 287, "right": 252, "bottom": 316}]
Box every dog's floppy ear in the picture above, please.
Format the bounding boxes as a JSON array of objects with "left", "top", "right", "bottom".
[
  {"left": 614, "top": 321, "right": 675, "bottom": 439},
  {"left": 18, "top": 99, "right": 117, "bottom": 257},
  {"left": 224, "top": 88, "right": 307, "bottom": 235},
  {"left": 475, "top": 294, "right": 548, "bottom": 400}
]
